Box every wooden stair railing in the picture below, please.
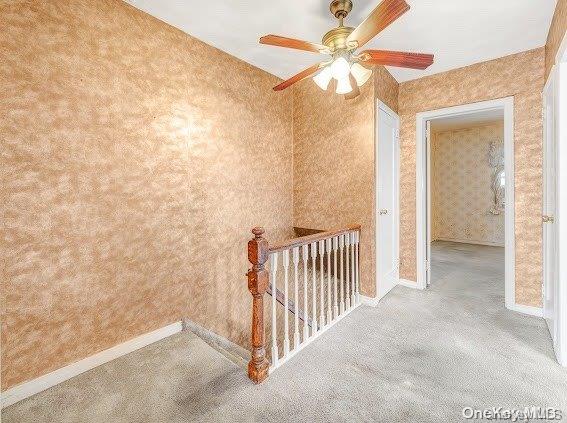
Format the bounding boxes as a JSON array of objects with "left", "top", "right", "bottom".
[
  {"left": 246, "top": 224, "right": 361, "bottom": 384},
  {"left": 247, "top": 227, "right": 270, "bottom": 383}
]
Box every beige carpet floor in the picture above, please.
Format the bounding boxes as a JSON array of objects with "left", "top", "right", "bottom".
[{"left": 3, "top": 241, "right": 567, "bottom": 422}]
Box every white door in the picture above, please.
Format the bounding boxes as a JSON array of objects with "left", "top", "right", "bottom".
[
  {"left": 543, "top": 70, "right": 558, "bottom": 343},
  {"left": 377, "top": 104, "right": 400, "bottom": 299},
  {"left": 426, "top": 120, "right": 432, "bottom": 285}
]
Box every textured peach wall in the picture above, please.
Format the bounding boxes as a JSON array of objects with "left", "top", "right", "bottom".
[
  {"left": 374, "top": 66, "right": 399, "bottom": 115},
  {"left": 292, "top": 67, "right": 399, "bottom": 297},
  {"left": 0, "top": 0, "right": 293, "bottom": 390},
  {"left": 398, "top": 48, "right": 545, "bottom": 307},
  {"left": 545, "top": 0, "right": 567, "bottom": 80}
]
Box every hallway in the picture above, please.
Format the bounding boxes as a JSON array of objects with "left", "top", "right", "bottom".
[{"left": 4, "top": 242, "right": 566, "bottom": 422}]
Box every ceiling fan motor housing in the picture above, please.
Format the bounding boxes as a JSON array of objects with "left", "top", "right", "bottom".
[
  {"left": 322, "top": 26, "right": 355, "bottom": 52},
  {"left": 325, "top": 0, "right": 356, "bottom": 51},
  {"left": 330, "top": 0, "right": 353, "bottom": 19}
]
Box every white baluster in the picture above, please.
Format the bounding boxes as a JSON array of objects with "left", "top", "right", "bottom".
[
  {"left": 332, "top": 236, "right": 339, "bottom": 319},
  {"left": 345, "top": 233, "right": 351, "bottom": 309},
  {"left": 302, "top": 244, "right": 309, "bottom": 342},
  {"left": 292, "top": 247, "right": 300, "bottom": 350},
  {"left": 350, "top": 233, "right": 355, "bottom": 308},
  {"left": 283, "top": 249, "right": 290, "bottom": 356},
  {"left": 318, "top": 240, "right": 325, "bottom": 328},
  {"left": 310, "top": 242, "right": 318, "bottom": 336},
  {"left": 339, "top": 234, "right": 345, "bottom": 314},
  {"left": 354, "top": 232, "right": 360, "bottom": 304},
  {"left": 326, "top": 238, "right": 332, "bottom": 323},
  {"left": 270, "top": 252, "right": 278, "bottom": 367}
]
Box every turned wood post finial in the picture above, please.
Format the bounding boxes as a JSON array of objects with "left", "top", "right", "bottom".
[
  {"left": 247, "top": 226, "right": 270, "bottom": 383},
  {"left": 252, "top": 226, "right": 264, "bottom": 238}
]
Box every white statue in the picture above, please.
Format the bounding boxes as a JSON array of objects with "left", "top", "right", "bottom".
[{"left": 488, "top": 141, "right": 505, "bottom": 215}]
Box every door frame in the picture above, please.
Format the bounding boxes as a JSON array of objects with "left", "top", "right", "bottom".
[
  {"left": 415, "top": 97, "right": 516, "bottom": 310},
  {"left": 376, "top": 100, "right": 400, "bottom": 299}
]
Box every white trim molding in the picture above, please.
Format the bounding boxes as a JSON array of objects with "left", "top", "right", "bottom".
[
  {"left": 557, "top": 59, "right": 567, "bottom": 367},
  {"left": 415, "top": 98, "right": 516, "bottom": 310},
  {"left": 507, "top": 303, "right": 543, "bottom": 318},
  {"left": 398, "top": 278, "right": 423, "bottom": 289},
  {"left": 433, "top": 237, "right": 504, "bottom": 248},
  {"left": 0, "top": 321, "right": 183, "bottom": 409},
  {"left": 360, "top": 295, "right": 380, "bottom": 307}
]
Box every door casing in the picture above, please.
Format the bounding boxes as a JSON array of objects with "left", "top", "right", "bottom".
[{"left": 415, "top": 98, "right": 516, "bottom": 310}]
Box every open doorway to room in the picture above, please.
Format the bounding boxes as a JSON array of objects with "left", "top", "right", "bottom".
[
  {"left": 429, "top": 110, "right": 505, "bottom": 304},
  {"left": 416, "top": 98, "right": 516, "bottom": 311}
]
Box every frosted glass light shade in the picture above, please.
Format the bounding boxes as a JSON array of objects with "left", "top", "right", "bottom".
[
  {"left": 336, "top": 76, "right": 352, "bottom": 94},
  {"left": 330, "top": 57, "right": 351, "bottom": 80},
  {"left": 351, "top": 63, "right": 372, "bottom": 87},
  {"left": 313, "top": 66, "right": 332, "bottom": 90}
]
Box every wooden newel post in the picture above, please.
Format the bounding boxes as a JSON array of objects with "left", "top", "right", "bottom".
[{"left": 247, "top": 227, "right": 270, "bottom": 383}]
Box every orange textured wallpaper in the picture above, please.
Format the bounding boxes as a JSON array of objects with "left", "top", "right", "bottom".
[
  {"left": 398, "top": 48, "right": 545, "bottom": 307},
  {"left": 545, "top": 0, "right": 567, "bottom": 80},
  {"left": 373, "top": 66, "right": 399, "bottom": 115},
  {"left": 292, "top": 68, "right": 399, "bottom": 297},
  {"left": 0, "top": 0, "right": 293, "bottom": 390}
]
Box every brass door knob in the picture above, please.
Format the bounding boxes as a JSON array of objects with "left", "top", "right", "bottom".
[{"left": 543, "top": 215, "right": 555, "bottom": 223}]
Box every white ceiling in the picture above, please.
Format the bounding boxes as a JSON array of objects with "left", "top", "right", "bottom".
[
  {"left": 431, "top": 109, "right": 504, "bottom": 132},
  {"left": 124, "top": 0, "right": 556, "bottom": 82}
]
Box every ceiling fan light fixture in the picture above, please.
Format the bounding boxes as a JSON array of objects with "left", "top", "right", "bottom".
[
  {"left": 330, "top": 57, "right": 351, "bottom": 80},
  {"left": 313, "top": 66, "right": 333, "bottom": 90},
  {"left": 259, "top": 0, "right": 434, "bottom": 95},
  {"left": 335, "top": 76, "right": 352, "bottom": 94},
  {"left": 351, "top": 63, "right": 372, "bottom": 87}
]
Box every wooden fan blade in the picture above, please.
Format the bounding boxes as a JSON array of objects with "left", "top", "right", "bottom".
[
  {"left": 347, "top": 0, "right": 410, "bottom": 49},
  {"left": 260, "top": 35, "right": 329, "bottom": 54},
  {"left": 273, "top": 63, "right": 322, "bottom": 91},
  {"left": 360, "top": 50, "right": 434, "bottom": 70},
  {"left": 344, "top": 73, "right": 360, "bottom": 100}
]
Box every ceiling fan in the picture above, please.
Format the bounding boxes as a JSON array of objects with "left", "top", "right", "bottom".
[{"left": 259, "top": 0, "right": 434, "bottom": 98}]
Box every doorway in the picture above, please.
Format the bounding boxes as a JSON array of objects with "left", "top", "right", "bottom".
[
  {"left": 376, "top": 101, "right": 400, "bottom": 300},
  {"left": 428, "top": 110, "right": 506, "bottom": 309},
  {"left": 415, "top": 98, "right": 516, "bottom": 309}
]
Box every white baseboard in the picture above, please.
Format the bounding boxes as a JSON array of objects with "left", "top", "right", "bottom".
[
  {"left": 360, "top": 295, "right": 380, "bottom": 307},
  {"left": 398, "top": 278, "right": 423, "bottom": 289},
  {"left": 0, "top": 321, "right": 183, "bottom": 409},
  {"left": 506, "top": 303, "right": 543, "bottom": 318},
  {"left": 433, "top": 237, "right": 505, "bottom": 248}
]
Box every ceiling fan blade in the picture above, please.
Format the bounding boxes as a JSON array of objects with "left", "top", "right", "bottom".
[
  {"left": 273, "top": 63, "right": 323, "bottom": 91},
  {"left": 260, "top": 35, "right": 329, "bottom": 54},
  {"left": 360, "top": 50, "right": 434, "bottom": 70},
  {"left": 347, "top": 0, "right": 410, "bottom": 49},
  {"left": 344, "top": 73, "right": 360, "bottom": 100}
]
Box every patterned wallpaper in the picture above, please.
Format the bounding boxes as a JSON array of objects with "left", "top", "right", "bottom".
[
  {"left": 0, "top": 0, "right": 293, "bottom": 390},
  {"left": 399, "top": 48, "right": 545, "bottom": 307},
  {"left": 431, "top": 124, "right": 505, "bottom": 246},
  {"left": 545, "top": 0, "right": 567, "bottom": 80}
]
